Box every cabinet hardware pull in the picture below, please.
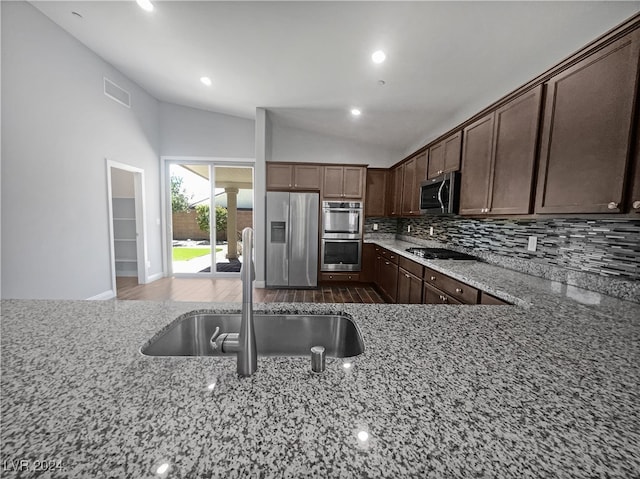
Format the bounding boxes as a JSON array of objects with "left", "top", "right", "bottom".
[
  {"left": 385, "top": 261, "right": 390, "bottom": 265},
  {"left": 430, "top": 276, "right": 436, "bottom": 281},
  {"left": 405, "top": 274, "right": 410, "bottom": 278},
  {"left": 633, "top": 200, "right": 640, "bottom": 209},
  {"left": 455, "top": 288, "right": 462, "bottom": 293},
  {"left": 608, "top": 202, "right": 618, "bottom": 209}
]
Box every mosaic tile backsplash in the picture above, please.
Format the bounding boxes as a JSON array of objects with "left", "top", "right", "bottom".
[{"left": 366, "top": 216, "right": 640, "bottom": 301}]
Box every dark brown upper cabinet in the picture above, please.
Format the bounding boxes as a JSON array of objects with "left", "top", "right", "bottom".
[
  {"left": 365, "top": 169, "right": 388, "bottom": 217},
  {"left": 460, "top": 86, "right": 543, "bottom": 216},
  {"left": 323, "top": 166, "right": 366, "bottom": 199},
  {"left": 490, "top": 86, "right": 543, "bottom": 214},
  {"left": 266, "top": 163, "right": 322, "bottom": 191},
  {"left": 535, "top": 30, "right": 640, "bottom": 214},
  {"left": 460, "top": 114, "right": 495, "bottom": 215},
  {"left": 388, "top": 164, "right": 404, "bottom": 217},
  {"left": 401, "top": 152, "right": 427, "bottom": 216},
  {"left": 630, "top": 117, "right": 640, "bottom": 215},
  {"left": 427, "top": 131, "right": 462, "bottom": 179}
]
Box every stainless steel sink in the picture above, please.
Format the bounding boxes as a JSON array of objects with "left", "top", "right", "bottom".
[{"left": 141, "top": 312, "right": 365, "bottom": 357}]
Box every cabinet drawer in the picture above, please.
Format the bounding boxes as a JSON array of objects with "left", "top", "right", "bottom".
[
  {"left": 380, "top": 248, "right": 399, "bottom": 264},
  {"left": 399, "top": 256, "right": 423, "bottom": 278},
  {"left": 423, "top": 268, "right": 479, "bottom": 304},
  {"left": 320, "top": 272, "right": 360, "bottom": 282},
  {"left": 480, "top": 292, "right": 511, "bottom": 305},
  {"left": 423, "top": 283, "right": 462, "bottom": 305}
]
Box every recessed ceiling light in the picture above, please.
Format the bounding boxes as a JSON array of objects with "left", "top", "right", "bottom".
[
  {"left": 378, "top": 80, "right": 386, "bottom": 86},
  {"left": 136, "top": 0, "right": 154, "bottom": 12},
  {"left": 200, "top": 77, "right": 212, "bottom": 87},
  {"left": 350, "top": 108, "right": 361, "bottom": 117},
  {"left": 372, "top": 50, "right": 386, "bottom": 64}
]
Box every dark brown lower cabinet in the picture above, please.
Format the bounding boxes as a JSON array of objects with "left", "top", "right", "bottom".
[
  {"left": 360, "top": 243, "right": 376, "bottom": 283},
  {"left": 320, "top": 272, "right": 360, "bottom": 282},
  {"left": 397, "top": 268, "right": 423, "bottom": 304},
  {"left": 423, "top": 283, "right": 462, "bottom": 305},
  {"left": 423, "top": 268, "right": 479, "bottom": 304},
  {"left": 378, "top": 258, "right": 398, "bottom": 303},
  {"left": 480, "top": 292, "right": 511, "bottom": 305}
]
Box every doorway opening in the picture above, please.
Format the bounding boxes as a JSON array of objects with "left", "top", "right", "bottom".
[
  {"left": 166, "top": 160, "right": 254, "bottom": 278},
  {"left": 107, "top": 161, "right": 148, "bottom": 296}
]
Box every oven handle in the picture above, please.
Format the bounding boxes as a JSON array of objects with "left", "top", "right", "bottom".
[
  {"left": 322, "top": 238, "right": 362, "bottom": 242},
  {"left": 323, "top": 208, "right": 362, "bottom": 213}
]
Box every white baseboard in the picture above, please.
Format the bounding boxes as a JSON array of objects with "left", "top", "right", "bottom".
[{"left": 87, "top": 289, "right": 116, "bottom": 300}]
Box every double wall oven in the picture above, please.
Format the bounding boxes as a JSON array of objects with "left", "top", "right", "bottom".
[{"left": 321, "top": 201, "right": 363, "bottom": 271}]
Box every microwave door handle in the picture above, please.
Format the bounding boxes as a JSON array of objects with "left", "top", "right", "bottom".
[{"left": 437, "top": 181, "right": 446, "bottom": 212}]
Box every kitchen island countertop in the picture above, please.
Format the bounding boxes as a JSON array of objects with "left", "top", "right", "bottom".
[{"left": 2, "top": 257, "right": 639, "bottom": 477}]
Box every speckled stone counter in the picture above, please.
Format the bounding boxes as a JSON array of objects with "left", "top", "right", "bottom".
[{"left": 2, "top": 266, "right": 640, "bottom": 477}]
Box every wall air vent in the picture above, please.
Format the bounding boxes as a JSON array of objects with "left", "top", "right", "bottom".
[{"left": 104, "top": 77, "right": 131, "bottom": 108}]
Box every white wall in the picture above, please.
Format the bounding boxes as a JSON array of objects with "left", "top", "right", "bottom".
[
  {"left": 253, "top": 109, "right": 267, "bottom": 286},
  {"left": 269, "top": 122, "right": 400, "bottom": 168},
  {"left": 1, "top": 2, "right": 163, "bottom": 299},
  {"left": 160, "top": 102, "right": 255, "bottom": 158}
]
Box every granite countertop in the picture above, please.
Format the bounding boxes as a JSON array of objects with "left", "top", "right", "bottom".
[{"left": 2, "top": 258, "right": 640, "bottom": 477}]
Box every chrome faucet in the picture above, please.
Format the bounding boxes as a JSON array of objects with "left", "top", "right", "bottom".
[{"left": 210, "top": 227, "right": 257, "bottom": 377}]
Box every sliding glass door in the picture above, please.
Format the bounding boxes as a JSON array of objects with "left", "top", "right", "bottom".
[{"left": 167, "top": 160, "right": 254, "bottom": 277}]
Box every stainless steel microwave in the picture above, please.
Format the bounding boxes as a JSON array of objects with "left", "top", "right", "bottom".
[{"left": 420, "top": 172, "right": 460, "bottom": 215}]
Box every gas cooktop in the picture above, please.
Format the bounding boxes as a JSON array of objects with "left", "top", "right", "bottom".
[{"left": 405, "top": 247, "right": 477, "bottom": 260}]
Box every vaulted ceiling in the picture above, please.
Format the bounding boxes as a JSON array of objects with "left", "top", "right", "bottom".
[{"left": 32, "top": 1, "right": 640, "bottom": 154}]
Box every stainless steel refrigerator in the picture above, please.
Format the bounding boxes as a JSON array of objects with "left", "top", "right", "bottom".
[{"left": 266, "top": 192, "right": 319, "bottom": 288}]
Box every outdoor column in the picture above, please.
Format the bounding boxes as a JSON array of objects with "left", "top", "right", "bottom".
[{"left": 225, "top": 187, "right": 239, "bottom": 259}]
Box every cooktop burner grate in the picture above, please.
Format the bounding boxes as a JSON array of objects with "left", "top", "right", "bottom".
[{"left": 405, "top": 247, "right": 477, "bottom": 260}]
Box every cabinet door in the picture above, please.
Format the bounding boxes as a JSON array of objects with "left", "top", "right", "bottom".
[
  {"left": 535, "top": 31, "right": 640, "bottom": 214},
  {"left": 488, "top": 86, "right": 543, "bottom": 215},
  {"left": 460, "top": 114, "right": 495, "bottom": 215},
  {"left": 266, "top": 163, "right": 293, "bottom": 190},
  {"left": 374, "top": 248, "right": 383, "bottom": 286},
  {"left": 389, "top": 164, "right": 404, "bottom": 216},
  {"left": 443, "top": 131, "right": 462, "bottom": 173},
  {"left": 322, "top": 166, "right": 344, "bottom": 198},
  {"left": 397, "top": 268, "right": 423, "bottom": 304},
  {"left": 427, "top": 142, "right": 445, "bottom": 179},
  {"left": 379, "top": 258, "right": 398, "bottom": 303},
  {"left": 343, "top": 167, "right": 365, "bottom": 199},
  {"left": 630, "top": 119, "right": 640, "bottom": 215},
  {"left": 412, "top": 152, "right": 427, "bottom": 213},
  {"left": 401, "top": 157, "right": 416, "bottom": 215},
  {"left": 365, "top": 169, "right": 388, "bottom": 216},
  {"left": 428, "top": 132, "right": 462, "bottom": 179},
  {"left": 293, "top": 165, "right": 321, "bottom": 190},
  {"left": 361, "top": 243, "right": 376, "bottom": 283}
]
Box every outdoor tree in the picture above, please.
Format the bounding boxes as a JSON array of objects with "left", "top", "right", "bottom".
[
  {"left": 196, "top": 205, "right": 228, "bottom": 235},
  {"left": 171, "top": 175, "right": 191, "bottom": 212}
]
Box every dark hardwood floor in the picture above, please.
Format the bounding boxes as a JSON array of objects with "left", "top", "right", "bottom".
[{"left": 116, "top": 277, "right": 385, "bottom": 303}]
